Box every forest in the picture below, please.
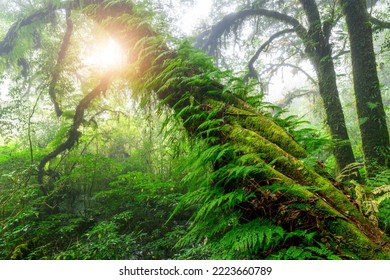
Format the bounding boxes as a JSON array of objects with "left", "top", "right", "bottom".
[{"left": 0, "top": 0, "right": 389, "bottom": 260}]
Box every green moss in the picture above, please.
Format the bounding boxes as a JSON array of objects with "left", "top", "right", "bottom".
[
  {"left": 326, "top": 219, "right": 389, "bottom": 259},
  {"left": 229, "top": 124, "right": 309, "bottom": 183},
  {"left": 312, "top": 199, "right": 344, "bottom": 218},
  {"left": 297, "top": 169, "right": 368, "bottom": 224},
  {"left": 11, "top": 243, "right": 30, "bottom": 260},
  {"left": 229, "top": 123, "right": 368, "bottom": 224},
  {"left": 224, "top": 105, "right": 307, "bottom": 159},
  {"left": 229, "top": 126, "right": 346, "bottom": 216},
  {"left": 227, "top": 123, "right": 389, "bottom": 258},
  {"left": 243, "top": 116, "right": 307, "bottom": 158}
]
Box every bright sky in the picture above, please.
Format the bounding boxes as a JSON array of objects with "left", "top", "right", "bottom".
[
  {"left": 268, "top": 67, "right": 313, "bottom": 102},
  {"left": 178, "top": 0, "right": 212, "bottom": 35}
]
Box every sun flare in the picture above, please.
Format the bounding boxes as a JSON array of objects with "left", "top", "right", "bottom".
[{"left": 85, "top": 38, "right": 124, "bottom": 70}]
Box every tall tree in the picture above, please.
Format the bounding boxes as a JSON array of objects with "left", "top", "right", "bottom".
[
  {"left": 339, "top": 0, "right": 390, "bottom": 175},
  {"left": 299, "top": 0, "right": 356, "bottom": 175}
]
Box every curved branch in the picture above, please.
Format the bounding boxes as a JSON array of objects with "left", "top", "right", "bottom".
[
  {"left": 244, "top": 28, "right": 295, "bottom": 82},
  {"left": 201, "top": 8, "right": 308, "bottom": 55},
  {"left": 267, "top": 62, "right": 317, "bottom": 85},
  {"left": 49, "top": 9, "right": 74, "bottom": 117},
  {"left": 0, "top": 6, "right": 55, "bottom": 56},
  {"left": 370, "top": 16, "right": 390, "bottom": 30},
  {"left": 277, "top": 89, "right": 317, "bottom": 108},
  {"left": 0, "top": 1, "right": 105, "bottom": 57},
  {"left": 38, "top": 75, "right": 111, "bottom": 194}
]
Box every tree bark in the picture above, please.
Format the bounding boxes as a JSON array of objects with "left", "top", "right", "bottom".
[{"left": 339, "top": 0, "right": 390, "bottom": 175}]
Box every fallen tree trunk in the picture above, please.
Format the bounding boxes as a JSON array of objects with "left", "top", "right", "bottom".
[{"left": 87, "top": 1, "right": 389, "bottom": 259}]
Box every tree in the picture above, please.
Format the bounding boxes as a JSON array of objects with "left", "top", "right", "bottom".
[
  {"left": 0, "top": 0, "right": 389, "bottom": 259},
  {"left": 339, "top": 0, "right": 390, "bottom": 176},
  {"left": 196, "top": 0, "right": 358, "bottom": 176}
]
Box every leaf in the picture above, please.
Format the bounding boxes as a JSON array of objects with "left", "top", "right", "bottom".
[
  {"left": 367, "top": 102, "right": 379, "bottom": 109},
  {"left": 359, "top": 117, "right": 369, "bottom": 125}
]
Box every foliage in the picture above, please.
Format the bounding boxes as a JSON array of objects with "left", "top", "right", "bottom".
[
  {"left": 55, "top": 221, "right": 140, "bottom": 260},
  {"left": 353, "top": 170, "right": 390, "bottom": 233},
  {"left": 267, "top": 241, "right": 341, "bottom": 260},
  {"left": 0, "top": 146, "right": 188, "bottom": 259},
  {"left": 0, "top": 96, "right": 191, "bottom": 259},
  {"left": 167, "top": 103, "right": 338, "bottom": 259}
]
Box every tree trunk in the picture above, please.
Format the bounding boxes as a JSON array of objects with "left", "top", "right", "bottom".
[
  {"left": 339, "top": 0, "right": 390, "bottom": 175},
  {"left": 300, "top": 0, "right": 358, "bottom": 176},
  {"left": 314, "top": 55, "right": 357, "bottom": 174}
]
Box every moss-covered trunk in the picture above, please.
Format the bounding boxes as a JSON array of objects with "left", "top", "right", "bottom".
[
  {"left": 339, "top": 0, "right": 390, "bottom": 175},
  {"left": 299, "top": 0, "right": 357, "bottom": 175},
  {"left": 310, "top": 41, "right": 356, "bottom": 175},
  {"left": 84, "top": 0, "right": 390, "bottom": 259}
]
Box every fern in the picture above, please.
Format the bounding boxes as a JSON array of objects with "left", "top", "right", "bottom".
[
  {"left": 268, "top": 241, "right": 341, "bottom": 260},
  {"left": 193, "top": 188, "right": 254, "bottom": 223},
  {"left": 219, "top": 219, "right": 285, "bottom": 255},
  {"left": 270, "top": 246, "right": 312, "bottom": 260},
  {"left": 270, "top": 107, "right": 334, "bottom": 159}
]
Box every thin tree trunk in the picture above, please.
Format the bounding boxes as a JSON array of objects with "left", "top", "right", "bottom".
[{"left": 339, "top": 0, "right": 390, "bottom": 175}]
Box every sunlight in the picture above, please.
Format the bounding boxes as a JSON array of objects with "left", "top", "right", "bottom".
[{"left": 85, "top": 37, "right": 125, "bottom": 71}]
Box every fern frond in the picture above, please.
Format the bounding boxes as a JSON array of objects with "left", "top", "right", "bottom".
[{"left": 220, "top": 219, "right": 285, "bottom": 254}]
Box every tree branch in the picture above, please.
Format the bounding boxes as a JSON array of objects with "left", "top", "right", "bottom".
[
  {"left": 48, "top": 9, "right": 74, "bottom": 118},
  {"left": 200, "top": 8, "right": 308, "bottom": 55},
  {"left": 38, "top": 75, "right": 111, "bottom": 194},
  {"left": 277, "top": 89, "right": 317, "bottom": 108},
  {"left": 0, "top": 1, "right": 106, "bottom": 57},
  {"left": 333, "top": 50, "right": 350, "bottom": 59},
  {"left": 244, "top": 28, "right": 295, "bottom": 82},
  {"left": 332, "top": 35, "right": 350, "bottom": 60},
  {"left": 0, "top": 6, "right": 55, "bottom": 56},
  {"left": 370, "top": 16, "right": 390, "bottom": 30},
  {"left": 267, "top": 62, "right": 317, "bottom": 85}
]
